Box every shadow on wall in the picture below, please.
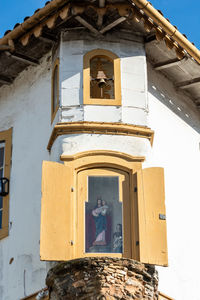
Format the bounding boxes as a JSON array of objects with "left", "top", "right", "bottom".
[{"left": 148, "top": 83, "right": 200, "bottom": 134}]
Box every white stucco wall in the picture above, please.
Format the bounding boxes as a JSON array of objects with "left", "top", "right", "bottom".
[
  {"left": 0, "top": 54, "right": 54, "bottom": 300},
  {"left": 145, "top": 66, "right": 200, "bottom": 300},
  {"left": 0, "top": 34, "right": 199, "bottom": 300}
]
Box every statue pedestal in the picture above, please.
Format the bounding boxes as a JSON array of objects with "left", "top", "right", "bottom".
[{"left": 46, "top": 257, "right": 159, "bottom": 299}]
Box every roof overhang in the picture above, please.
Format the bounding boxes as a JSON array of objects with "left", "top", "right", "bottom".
[{"left": 0, "top": 0, "right": 199, "bottom": 113}]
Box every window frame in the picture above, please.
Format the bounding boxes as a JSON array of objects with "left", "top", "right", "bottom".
[
  {"left": 51, "top": 57, "right": 59, "bottom": 124},
  {"left": 83, "top": 49, "right": 121, "bottom": 106},
  {"left": 76, "top": 167, "right": 132, "bottom": 259},
  {"left": 0, "top": 128, "right": 12, "bottom": 240}
]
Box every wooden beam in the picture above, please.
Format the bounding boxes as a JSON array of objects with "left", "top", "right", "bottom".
[
  {"left": 175, "top": 77, "right": 200, "bottom": 89},
  {"left": 75, "top": 16, "right": 99, "bottom": 35},
  {"left": 144, "top": 34, "right": 156, "bottom": 44},
  {"left": 154, "top": 57, "right": 187, "bottom": 71},
  {"left": 0, "top": 45, "right": 13, "bottom": 51},
  {"left": 0, "top": 75, "right": 13, "bottom": 85},
  {"left": 5, "top": 51, "right": 39, "bottom": 66},
  {"left": 100, "top": 17, "right": 126, "bottom": 34},
  {"left": 39, "top": 33, "right": 58, "bottom": 43}
]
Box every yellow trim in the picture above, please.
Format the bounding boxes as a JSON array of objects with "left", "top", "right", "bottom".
[
  {"left": 61, "top": 150, "right": 145, "bottom": 162},
  {"left": 76, "top": 168, "right": 131, "bottom": 258},
  {"left": 83, "top": 49, "right": 121, "bottom": 105},
  {"left": 51, "top": 57, "right": 59, "bottom": 124},
  {"left": 47, "top": 121, "right": 154, "bottom": 151},
  {"left": 0, "top": 128, "right": 12, "bottom": 240}
]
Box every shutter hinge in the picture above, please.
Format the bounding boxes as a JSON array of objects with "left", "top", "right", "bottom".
[
  {"left": 71, "top": 240, "right": 74, "bottom": 245},
  {"left": 71, "top": 187, "right": 74, "bottom": 192},
  {"left": 134, "top": 187, "right": 137, "bottom": 192},
  {"left": 136, "top": 241, "right": 139, "bottom": 246},
  {"left": 159, "top": 214, "right": 166, "bottom": 220}
]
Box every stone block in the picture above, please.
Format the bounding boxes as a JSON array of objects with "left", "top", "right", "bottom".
[
  {"left": 122, "top": 107, "right": 148, "bottom": 126},
  {"left": 61, "top": 88, "right": 81, "bottom": 106},
  {"left": 121, "top": 72, "right": 146, "bottom": 92},
  {"left": 84, "top": 105, "right": 121, "bottom": 123},
  {"left": 122, "top": 89, "right": 147, "bottom": 109}
]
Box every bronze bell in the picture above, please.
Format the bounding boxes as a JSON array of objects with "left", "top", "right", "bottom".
[{"left": 96, "top": 70, "right": 107, "bottom": 88}]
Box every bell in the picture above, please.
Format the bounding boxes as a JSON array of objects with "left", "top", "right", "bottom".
[
  {"left": 96, "top": 70, "right": 107, "bottom": 88},
  {"left": 98, "top": 78, "right": 106, "bottom": 88}
]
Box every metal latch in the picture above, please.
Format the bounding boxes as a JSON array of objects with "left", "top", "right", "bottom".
[{"left": 159, "top": 214, "right": 166, "bottom": 220}]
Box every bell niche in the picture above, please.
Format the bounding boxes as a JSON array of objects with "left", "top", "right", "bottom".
[{"left": 90, "top": 56, "right": 114, "bottom": 99}]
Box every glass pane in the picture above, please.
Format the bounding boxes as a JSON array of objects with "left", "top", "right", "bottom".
[
  {"left": 53, "top": 66, "right": 58, "bottom": 112},
  {"left": 85, "top": 176, "right": 123, "bottom": 253},
  {"left": 0, "top": 145, "right": 4, "bottom": 168},
  {"left": 0, "top": 210, "right": 2, "bottom": 229},
  {"left": 0, "top": 197, "right": 2, "bottom": 209},
  {"left": 90, "top": 56, "right": 114, "bottom": 99}
]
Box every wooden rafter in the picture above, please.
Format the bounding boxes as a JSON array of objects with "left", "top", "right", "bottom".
[
  {"left": 39, "top": 33, "right": 58, "bottom": 44},
  {"left": 175, "top": 78, "right": 200, "bottom": 89},
  {"left": 0, "top": 75, "right": 13, "bottom": 85},
  {"left": 100, "top": 17, "right": 127, "bottom": 34},
  {"left": 5, "top": 51, "right": 39, "bottom": 66},
  {"left": 154, "top": 57, "right": 187, "bottom": 71},
  {"left": 75, "top": 16, "right": 99, "bottom": 35}
]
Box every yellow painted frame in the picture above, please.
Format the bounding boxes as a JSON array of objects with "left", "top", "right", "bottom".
[
  {"left": 0, "top": 128, "right": 12, "bottom": 240},
  {"left": 61, "top": 150, "right": 144, "bottom": 260},
  {"left": 83, "top": 49, "right": 121, "bottom": 106},
  {"left": 47, "top": 121, "right": 154, "bottom": 151},
  {"left": 51, "top": 58, "right": 59, "bottom": 124},
  {"left": 77, "top": 168, "right": 131, "bottom": 258}
]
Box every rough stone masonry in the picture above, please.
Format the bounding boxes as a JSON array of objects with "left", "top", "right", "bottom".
[{"left": 46, "top": 257, "right": 159, "bottom": 299}]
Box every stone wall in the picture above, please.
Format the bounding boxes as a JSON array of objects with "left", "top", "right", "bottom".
[{"left": 46, "top": 258, "right": 158, "bottom": 300}]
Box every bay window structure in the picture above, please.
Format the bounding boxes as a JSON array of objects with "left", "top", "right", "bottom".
[
  {"left": 40, "top": 150, "right": 168, "bottom": 266},
  {"left": 83, "top": 49, "right": 121, "bottom": 105},
  {"left": 0, "top": 128, "right": 12, "bottom": 239}
]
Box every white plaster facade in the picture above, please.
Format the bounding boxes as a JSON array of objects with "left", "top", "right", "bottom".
[{"left": 0, "top": 35, "right": 199, "bottom": 300}]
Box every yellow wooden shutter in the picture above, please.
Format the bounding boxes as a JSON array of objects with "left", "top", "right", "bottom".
[
  {"left": 40, "top": 161, "right": 73, "bottom": 261},
  {"left": 137, "top": 167, "right": 168, "bottom": 266}
]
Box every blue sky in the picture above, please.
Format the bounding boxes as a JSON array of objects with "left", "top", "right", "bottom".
[{"left": 0, "top": 0, "right": 200, "bottom": 48}]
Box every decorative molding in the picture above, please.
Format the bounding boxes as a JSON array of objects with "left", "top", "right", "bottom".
[
  {"left": 61, "top": 150, "right": 145, "bottom": 162},
  {"left": 47, "top": 121, "right": 154, "bottom": 151}
]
